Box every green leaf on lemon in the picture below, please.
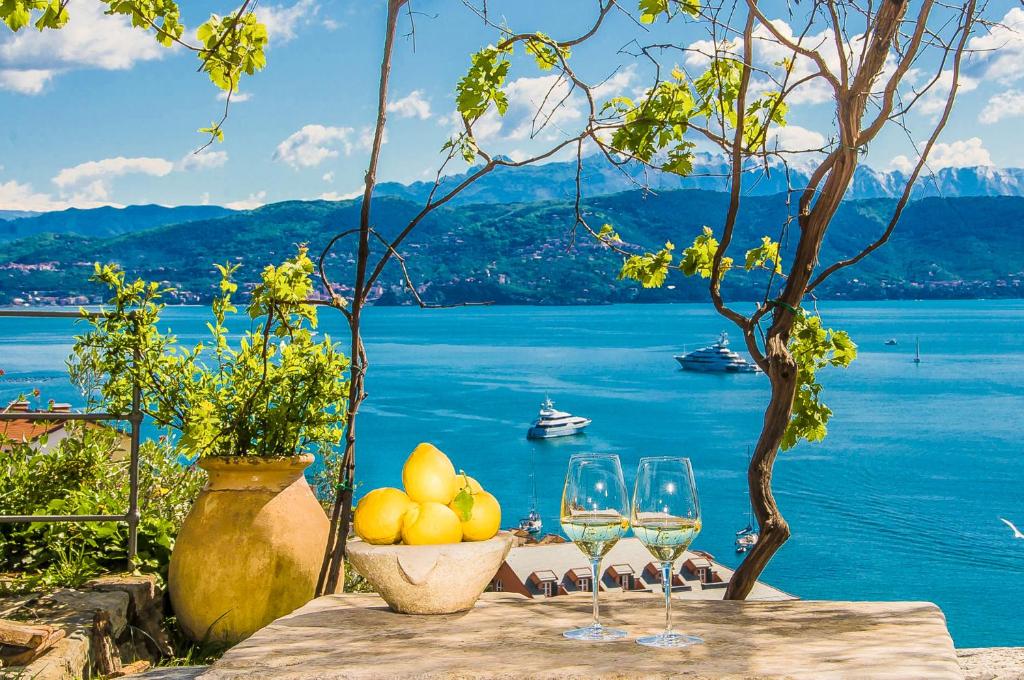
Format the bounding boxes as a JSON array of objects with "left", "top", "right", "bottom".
[{"left": 452, "top": 487, "right": 474, "bottom": 522}]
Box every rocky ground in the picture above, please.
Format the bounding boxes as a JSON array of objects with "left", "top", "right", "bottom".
[{"left": 959, "top": 648, "right": 1024, "bottom": 680}]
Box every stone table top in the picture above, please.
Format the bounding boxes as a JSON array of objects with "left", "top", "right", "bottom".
[{"left": 201, "top": 592, "right": 962, "bottom": 679}]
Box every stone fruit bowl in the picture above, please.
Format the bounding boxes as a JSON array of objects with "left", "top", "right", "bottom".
[{"left": 346, "top": 531, "right": 514, "bottom": 614}]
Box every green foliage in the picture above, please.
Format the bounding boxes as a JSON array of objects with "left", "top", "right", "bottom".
[
  {"left": 456, "top": 44, "right": 513, "bottom": 122},
  {"left": 196, "top": 11, "right": 267, "bottom": 92},
  {"left": 619, "top": 241, "right": 675, "bottom": 288},
  {"left": 605, "top": 47, "right": 788, "bottom": 170},
  {"left": 0, "top": 427, "right": 205, "bottom": 585},
  {"left": 103, "top": 0, "right": 183, "bottom": 46},
  {"left": 744, "top": 236, "right": 782, "bottom": 273},
  {"left": 524, "top": 32, "right": 570, "bottom": 71},
  {"left": 604, "top": 67, "right": 698, "bottom": 176},
  {"left": 781, "top": 312, "right": 858, "bottom": 450},
  {"left": 69, "top": 247, "right": 350, "bottom": 459},
  {"left": 679, "top": 226, "right": 732, "bottom": 278},
  {"left": 638, "top": 0, "right": 700, "bottom": 24}
]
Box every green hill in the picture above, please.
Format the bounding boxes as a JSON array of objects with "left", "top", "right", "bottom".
[{"left": 1, "top": 191, "right": 1021, "bottom": 305}]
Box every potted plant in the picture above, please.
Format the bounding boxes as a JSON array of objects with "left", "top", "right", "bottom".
[{"left": 70, "top": 247, "right": 349, "bottom": 643}]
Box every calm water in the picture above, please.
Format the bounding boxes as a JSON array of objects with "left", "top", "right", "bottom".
[{"left": 1, "top": 300, "right": 1022, "bottom": 647}]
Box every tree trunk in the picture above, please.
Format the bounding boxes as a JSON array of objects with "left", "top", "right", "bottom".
[{"left": 724, "top": 331, "right": 796, "bottom": 599}]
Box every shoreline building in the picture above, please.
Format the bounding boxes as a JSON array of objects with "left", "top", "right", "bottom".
[{"left": 492, "top": 536, "right": 791, "bottom": 601}]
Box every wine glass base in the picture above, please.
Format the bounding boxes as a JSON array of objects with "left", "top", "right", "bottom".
[
  {"left": 636, "top": 632, "right": 704, "bottom": 648},
  {"left": 563, "top": 624, "right": 628, "bottom": 641}
]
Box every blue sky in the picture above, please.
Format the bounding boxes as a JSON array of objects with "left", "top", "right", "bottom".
[{"left": 0, "top": 0, "right": 1020, "bottom": 211}]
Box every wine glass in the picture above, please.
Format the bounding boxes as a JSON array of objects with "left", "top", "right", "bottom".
[
  {"left": 631, "top": 456, "right": 703, "bottom": 648},
  {"left": 559, "top": 452, "right": 630, "bottom": 641}
]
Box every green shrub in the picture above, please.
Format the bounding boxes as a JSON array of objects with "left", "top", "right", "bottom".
[{"left": 0, "top": 427, "right": 204, "bottom": 586}]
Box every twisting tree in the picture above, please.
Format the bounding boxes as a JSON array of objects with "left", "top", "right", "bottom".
[
  {"left": 600, "top": 0, "right": 986, "bottom": 598},
  {"left": 314, "top": 0, "right": 990, "bottom": 598}
]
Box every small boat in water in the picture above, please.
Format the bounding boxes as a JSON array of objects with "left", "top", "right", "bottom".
[
  {"left": 885, "top": 338, "right": 898, "bottom": 346},
  {"left": 518, "top": 509, "right": 543, "bottom": 534},
  {"left": 527, "top": 397, "right": 591, "bottom": 439},
  {"left": 675, "top": 332, "right": 761, "bottom": 373},
  {"left": 736, "top": 448, "right": 760, "bottom": 554}
]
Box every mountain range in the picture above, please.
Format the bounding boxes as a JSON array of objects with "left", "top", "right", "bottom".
[
  {"left": 1, "top": 187, "right": 1021, "bottom": 306},
  {"left": 373, "top": 154, "right": 1024, "bottom": 206}
]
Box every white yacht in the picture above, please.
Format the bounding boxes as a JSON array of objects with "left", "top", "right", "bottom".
[
  {"left": 675, "top": 332, "right": 761, "bottom": 373},
  {"left": 527, "top": 398, "right": 591, "bottom": 439}
]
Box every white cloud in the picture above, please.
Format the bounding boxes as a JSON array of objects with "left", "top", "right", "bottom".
[
  {"left": 322, "top": 171, "right": 334, "bottom": 182},
  {"left": 225, "top": 191, "right": 267, "bottom": 210},
  {"left": 200, "top": 192, "right": 211, "bottom": 206},
  {"left": 50, "top": 156, "right": 175, "bottom": 206},
  {"left": 177, "top": 150, "right": 229, "bottom": 171},
  {"left": 274, "top": 124, "right": 371, "bottom": 168},
  {"left": 979, "top": 89, "right": 1024, "bottom": 124},
  {"left": 916, "top": 69, "right": 978, "bottom": 116},
  {"left": 967, "top": 8, "right": 1024, "bottom": 84},
  {"left": 0, "top": 177, "right": 123, "bottom": 210},
  {"left": 0, "top": 68, "right": 56, "bottom": 95},
  {"left": 387, "top": 90, "right": 432, "bottom": 120},
  {"left": 889, "top": 137, "right": 993, "bottom": 174},
  {"left": 0, "top": 1, "right": 163, "bottom": 74},
  {"left": 323, "top": 18, "right": 341, "bottom": 31},
  {"left": 53, "top": 156, "right": 174, "bottom": 189},
  {"left": 592, "top": 64, "right": 638, "bottom": 102},
  {"left": 217, "top": 90, "right": 252, "bottom": 103},
  {"left": 768, "top": 125, "right": 827, "bottom": 152},
  {"left": 319, "top": 189, "right": 362, "bottom": 201},
  {"left": 255, "top": 0, "right": 318, "bottom": 44},
  {"left": 476, "top": 74, "right": 585, "bottom": 143}
]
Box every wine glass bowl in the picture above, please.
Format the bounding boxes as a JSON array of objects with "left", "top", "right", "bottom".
[
  {"left": 559, "top": 453, "right": 630, "bottom": 641},
  {"left": 631, "top": 456, "right": 703, "bottom": 648}
]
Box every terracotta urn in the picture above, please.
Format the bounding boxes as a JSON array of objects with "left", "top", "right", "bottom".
[
  {"left": 168, "top": 454, "right": 333, "bottom": 643},
  {"left": 346, "top": 532, "right": 513, "bottom": 614}
]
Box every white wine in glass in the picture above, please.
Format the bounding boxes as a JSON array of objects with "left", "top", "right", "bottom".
[
  {"left": 631, "top": 456, "right": 703, "bottom": 648},
  {"left": 560, "top": 453, "right": 630, "bottom": 641}
]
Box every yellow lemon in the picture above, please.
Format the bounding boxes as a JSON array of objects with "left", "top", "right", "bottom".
[
  {"left": 456, "top": 473, "right": 483, "bottom": 495},
  {"left": 402, "top": 442, "right": 458, "bottom": 504},
  {"left": 353, "top": 487, "right": 412, "bottom": 545},
  {"left": 401, "top": 501, "right": 463, "bottom": 545},
  {"left": 451, "top": 490, "right": 501, "bottom": 542}
]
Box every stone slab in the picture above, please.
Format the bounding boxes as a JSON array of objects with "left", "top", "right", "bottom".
[
  {"left": 202, "top": 592, "right": 962, "bottom": 679},
  {"left": 958, "top": 647, "right": 1024, "bottom": 680},
  {"left": 139, "top": 667, "right": 211, "bottom": 679}
]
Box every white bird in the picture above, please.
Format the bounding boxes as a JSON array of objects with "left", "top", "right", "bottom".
[{"left": 999, "top": 517, "right": 1024, "bottom": 539}]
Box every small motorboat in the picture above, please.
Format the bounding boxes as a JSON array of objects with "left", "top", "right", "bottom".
[
  {"left": 885, "top": 338, "right": 898, "bottom": 346},
  {"left": 527, "top": 397, "right": 591, "bottom": 439},
  {"left": 518, "top": 510, "right": 543, "bottom": 534}
]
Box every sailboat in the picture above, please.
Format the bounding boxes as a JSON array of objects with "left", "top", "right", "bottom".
[
  {"left": 518, "top": 445, "right": 543, "bottom": 534},
  {"left": 914, "top": 337, "right": 921, "bottom": 364},
  {"left": 736, "top": 448, "right": 760, "bottom": 554}
]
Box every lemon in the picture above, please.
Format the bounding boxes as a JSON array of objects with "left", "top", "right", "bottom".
[
  {"left": 452, "top": 490, "right": 501, "bottom": 542},
  {"left": 353, "top": 487, "right": 412, "bottom": 545},
  {"left": 401, "top": 501, "right": 463, "bottom": 545},
  {"left": 456, "top": 474, "right": 483, "bottom": 495},
  {"left": 402, "top": 442, "right": 458, "bottom": 504}
]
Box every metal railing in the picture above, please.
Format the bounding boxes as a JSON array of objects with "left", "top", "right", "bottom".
[{"left": 0, "top": 309, "right": 142, "bottom": 566}]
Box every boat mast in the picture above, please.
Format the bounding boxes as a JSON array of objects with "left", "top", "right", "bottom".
[{"left": 914, "top": 337, "right": 921, "bottom": 364}]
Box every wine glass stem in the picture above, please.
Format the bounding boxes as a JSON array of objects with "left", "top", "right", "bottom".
[
  {"left": 591, "top": 556, "right": 602, "bottom": 629},
  {"left": 661, "top": 560, "right": 673, "bottom": 634}
]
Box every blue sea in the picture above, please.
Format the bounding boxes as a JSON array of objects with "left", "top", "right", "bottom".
[{"left": 1, "top": 300, "right": 1022, "bottom": 647}]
